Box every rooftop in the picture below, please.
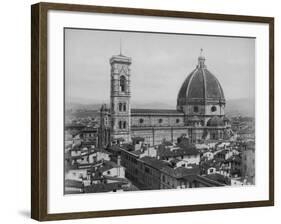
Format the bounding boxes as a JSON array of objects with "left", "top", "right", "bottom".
[
  {"left": 84, "top": 182, "right": 125, "bottom": 193},
  {"left": 202, "top": 173, "right": 231, "bottom": 185},
  {"left": 95, "top": 148, "right": 112, "bottom": 155},
  {"left": 161, "top": 165, "right": 200, "bottom": 179},
  {"left": 65, "top": 179, "right": 83, "bottom": 189},
  {"left": 96, "top": 161, "right": 119, "bottom": 174},
  {"left": 162, "top": 141, "right": 174, "bottom": 146},
  {"left": 177, "top": 138, "right": 195, "bottom": 149},
  {"left": 192, "top": 175, "right": 226, "bottom": 187},
  {"left": 132, "top": 136, "right": 145, "bottom": 142},
  {"left": 129, "top": 149, "right": 144, "bottom": 156},
  {"left": 140, "top": 156, "right": 170, "bottom": 170},
  {"left": 200, "top": 159, "right": 222, "bottom": 170},
  {"left": 224, "top": 155, "right": 241, "bottom": 163},
  {"left": 108, "top": 144, "right": 122, "bottom": 152},
  {"left": 237, "top": 129, "right": 255, "bottom": 134},
  {"left": 158, "top": 146, "right": 199, "bottom": 158}
]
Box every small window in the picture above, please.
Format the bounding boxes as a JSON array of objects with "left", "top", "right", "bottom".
[
  {"left": 119, "top": 103, "right": 122, "bottom": 111},
  {"left": 139, "top": 118, "right": 144, "bottom": 124},
  {"left": 194, "top": 106, "right": 199, "bottom": 113},
  {"left": 118, "top": 121, "right": 122, "bottom": 129},
  {"left": 176, "top": 118, "right": 180, "bottom": 123},
  {"left": 145, "top": 167, "right": 150, "bottom": 173},
  {"left": 123, "top": 121, "right": 126, "bottom": 129},
  {"left": 159, "top": 119, "right": 163, "bottom": 123},
  {"left": 123, "top": 104, "right": 126, "bottom": 111},
  {"left": 211, "top": 106, "right": 217, "bottom": 112},
  {"left": 120, "top": 76, "right": 126, "bottom": 92}
]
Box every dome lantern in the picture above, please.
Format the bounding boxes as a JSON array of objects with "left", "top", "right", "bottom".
[{"left": 198, "top": 48, "right": 206, "bottom": 68}]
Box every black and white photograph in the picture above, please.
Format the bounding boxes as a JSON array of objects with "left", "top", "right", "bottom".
[{"left": 64, "top": 28, "right": 255, "bottom": 194}]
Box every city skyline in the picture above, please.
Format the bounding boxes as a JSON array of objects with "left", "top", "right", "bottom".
[
  {"left": 65, "top": 28, "right": 255, "bottom": 108},
  {"left": 64, "top": 28, "right": 256, "bottom": 194}
]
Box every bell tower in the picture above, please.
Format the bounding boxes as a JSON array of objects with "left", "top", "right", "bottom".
[{"left": 109, "top": 51, "right": 132, "bottom": 143}]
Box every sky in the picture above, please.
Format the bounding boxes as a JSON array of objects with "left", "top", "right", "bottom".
[{"left": 65, "top": 28, "right": 255, "bottom": 108}]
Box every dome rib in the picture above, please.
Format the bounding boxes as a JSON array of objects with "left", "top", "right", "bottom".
[
  {"left": 177, "top": 68, "right": 197, "bottom": 104},
  {"left": 217, "top": 78, "right": 225, "bottom": 100},
  {"left": 202, "top": 68, "right": 207, "bottom": 101},
  {"left": 187, "top": 69, "right": 205, "bottom": 99},
  {"left": 204, "top": 69, "right": 225, "bottom": 100},
  {"left": 177, "top": 56, "right": 225, "bottom": 109},
  {"left": 185, "top": 68, "right": 199, "bottom": 99}
]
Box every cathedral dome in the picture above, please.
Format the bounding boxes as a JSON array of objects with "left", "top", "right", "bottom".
[
  {"left": 207, "top": 116, "right": 224, "bottom": 127},
  {"left": 223, "top": 116, "right": 230, "bottom": 122},
  {"left": 177, "top": 51, "right": 225, "bottom": 108}
]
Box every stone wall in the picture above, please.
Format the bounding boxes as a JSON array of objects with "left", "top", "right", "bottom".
[
  {"left": 131, "top": 114, "right": 185, "bottom": 127},
  {"left": 181, "top": 104, "right": 225, "bottom": 117},
  {"left": 131, "top": 127, "right": 188, "bottom": 145}
]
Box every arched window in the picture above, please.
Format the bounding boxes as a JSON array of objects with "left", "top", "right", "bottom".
[
  {"left": 139, "top": 118, "right": 144, "bottom": 124},
  {"left": 194, "top": 106, "right": 199, "bottom": 113},
  {"left": 176, "top": 118, "right": 180, "bottom": 123},
  {"left": 120, "top": 76, "right": 126, "bottom": 92},
  {"left": 211, "top": 106, "right": 217, "bottom": 112},
  {"left": 159, "top": 119, "right": 163, "bottom": 124},
  {"left": 118, "top": 121, "right": 122, "bottom": 129},
  {"left": 123, "top": 103, "right": 126, "bottom": 112},
  {"left": 123, "top": 121, "right": 126, "bottom": 129},
  {"left": 119, "top": 103, "right": 122, "bottom": 111}
]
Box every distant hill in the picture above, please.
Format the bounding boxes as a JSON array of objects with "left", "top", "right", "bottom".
[
  {"left": 65, "top": 103, "right": 102, "bottom": 120},
  {"left": 131, "top": 99, "right": 255, "bottom": 117},
  {"left": 65, "top": 103, "right": 104, "bottom": 111},
  {"left": 225, "top": 98, "right": 255, "bottom": 117},
  {"left": 131, "top": 101, "right": 175, "bottom": 109},
  {"left": 65, "top": 98, "right": 255, "bottom": 119}
]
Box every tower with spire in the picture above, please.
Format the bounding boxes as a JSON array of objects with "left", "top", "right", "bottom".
[
  {"left": 109, "top": 42, "right": 132, "bottom": 143},
  {"left": 98, "top": 47, "right": 229, "bottom": 147}
]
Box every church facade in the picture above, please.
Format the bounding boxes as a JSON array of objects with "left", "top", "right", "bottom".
[{"left": 99, "top": 51, "right": 231, "bottom": 147}]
